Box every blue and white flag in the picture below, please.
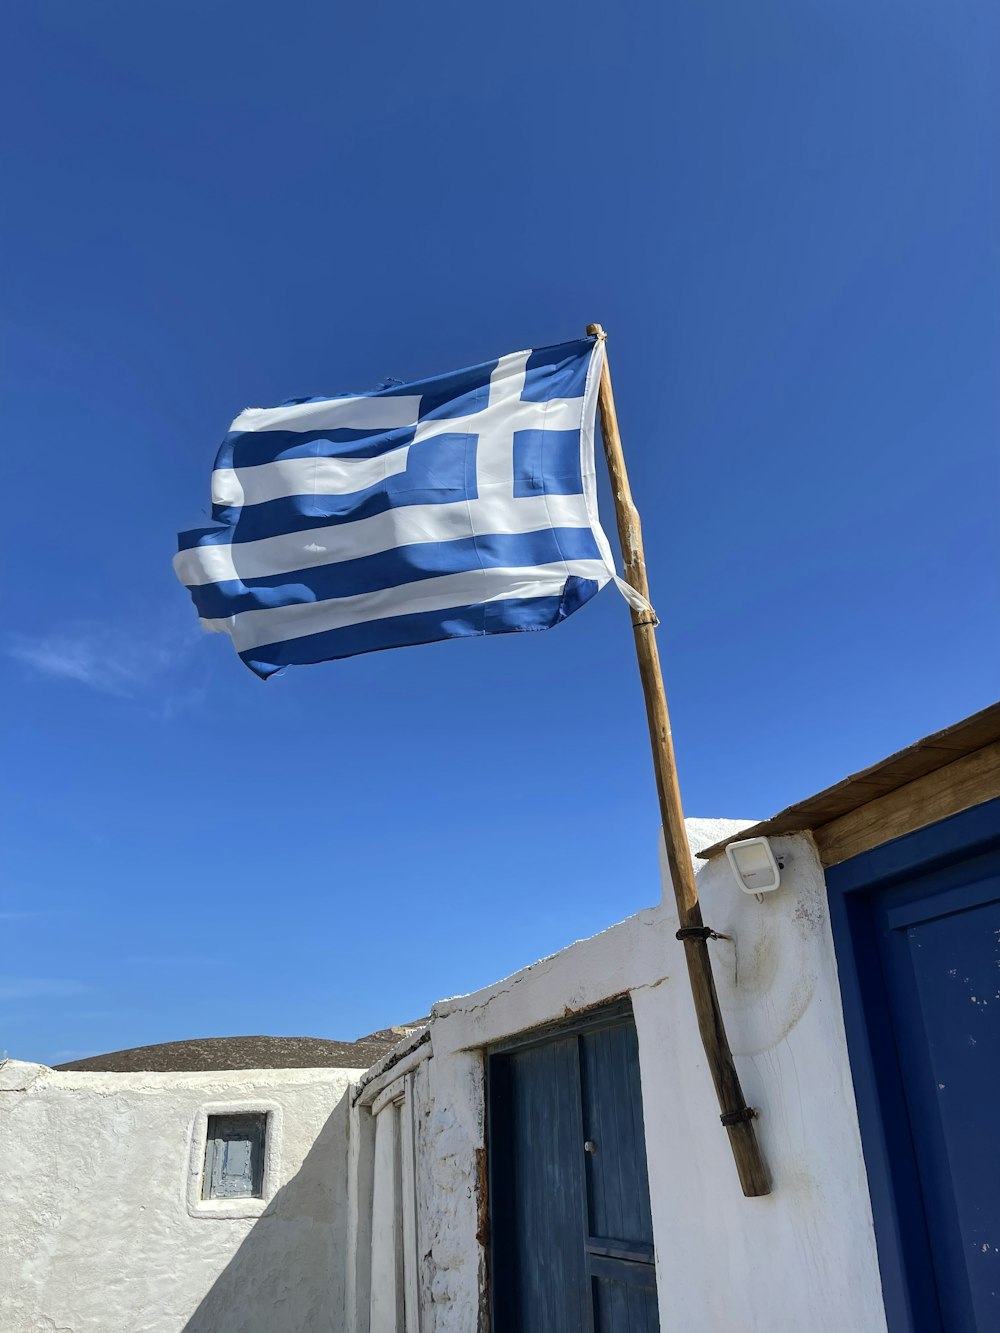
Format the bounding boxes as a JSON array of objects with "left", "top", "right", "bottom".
[{"left": 174, "top": 337, "right": 647, "bottom": 678}]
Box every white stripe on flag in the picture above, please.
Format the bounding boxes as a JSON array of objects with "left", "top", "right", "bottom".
[
  {"left": 211, "top": 445, "right": 411, "bottom": 509},
  {"left": 200, "top": 560, "right": 610, "bottom": 652},
  {"left": 230, "top": 395, "right": 422, "bottom": 434},
  {"left": 173, "top": 493, "right": 597, "bottom": 588},
  {"left": 413, "top": 395, "right": 582, "bottom": 444}
]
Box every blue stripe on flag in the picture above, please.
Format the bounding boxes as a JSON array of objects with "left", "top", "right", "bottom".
[
  {"left": 188, "top": 527, "right": 603, "bottom": 620},
  {"left": 521, "top": 339, "right": 593, "bottom": 402},
  {"left": 206, "top": 432, "right": 478, "bottom": 539},
  {"left": 179, "top": 521, "right": 238, "bottom": 552},
  {"left": 406, "top": 360, "right": 495, "bottom": 419},
  {"left": 219, "top": 426, "right": 416, "bottom": 472},
  {"left": 239, "top": 578, "right": 601, "bottom": 679}
]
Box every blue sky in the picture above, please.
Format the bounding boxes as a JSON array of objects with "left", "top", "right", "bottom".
[{"left": 3, "top": 1, "right": 997, "bottom": 1066}]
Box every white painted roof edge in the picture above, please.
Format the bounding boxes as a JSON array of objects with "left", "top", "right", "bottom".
[
  {"left": 352, "top": 1025, "right": 431, "bottom": 1101},
  {"left": 0, "top": 1058, "right": 369, "bottom": 1091}
]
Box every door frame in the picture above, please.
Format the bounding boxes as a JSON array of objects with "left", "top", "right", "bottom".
[
  {"left": 484, "top": 997, "right": 649, "bottom": 1333},
  {"left": 825, "top": 795, "right": 1000, "bottom": 1333},
  {"left": 486, "top": 996, "right": 635, "bottom": 1057}
]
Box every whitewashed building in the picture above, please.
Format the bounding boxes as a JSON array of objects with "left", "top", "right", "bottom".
[
  {"left": 0, "top": 1033, "right": 407, "bottom": 1333},
  {"left": 3, "top": 704, "right": 998, "bottom": 1333}
]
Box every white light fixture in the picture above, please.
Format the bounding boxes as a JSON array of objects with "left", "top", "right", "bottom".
[{"left": 726, "top": 836, "right": 782, "bottom": 895}]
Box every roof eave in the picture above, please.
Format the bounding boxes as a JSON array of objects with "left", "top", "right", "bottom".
[{"left": 698, "top": 700, "right": 1000, "bottom": 860}]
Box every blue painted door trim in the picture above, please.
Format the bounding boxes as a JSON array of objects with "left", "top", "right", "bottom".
[{"left": 826, "top": 796, "right": 1000, "bottom": 1333}]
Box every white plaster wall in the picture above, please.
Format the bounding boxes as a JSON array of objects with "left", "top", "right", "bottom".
[
  {"left": 411, "top": 1047, "right": 484, "bottom": 1333},
  {"left": 370, "top": 1103, "right": 403, "bottom": 1333},
  {"left": 641, "top": 828, "right": 889, "bottom": 1333},
  {"left": 413, "top": 819, "right": 889, "bottom": 1333},
  {"left": 0, "top": 1062, "right": 362, "bottom": 1333},
  {"left": 345, "top": 1092, "right": 377, "bottom": 1333}
]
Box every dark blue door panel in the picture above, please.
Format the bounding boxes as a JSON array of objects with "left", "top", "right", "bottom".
[
  {"left": 579, "top": 1022, "right": 655, "bottom": 1259},
  {"left": 489, "top": 1036, "right": 590, "bottom": 1333},
  {"left": 592, "top": 1263, "right": 659, "bottom": 1333},
  {"left": 489, "top": 1007, "right": 659, "bottom": 1333},
  {"left": 827, "top": 798, "right": 1000, "bottom": 1333},
  {"left": 876, "top": 873, "right": 1000, "bottom": 1333}
]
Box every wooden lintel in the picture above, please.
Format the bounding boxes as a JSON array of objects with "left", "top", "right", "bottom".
[{"left": 813, "top": 740, "right": 1000, "bottom": 867}]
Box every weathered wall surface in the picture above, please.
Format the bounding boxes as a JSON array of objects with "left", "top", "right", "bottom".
[
  {"left": 413, "top": 1047, "right": 484, "bottom": 1332},
  {"left": 346, "top": 1028, "right": 432, "bottom": 1333},
  {"left": 0, "top": 1063, "right": 360, "bottom": 1333},
  {"left": 415, "top": 818, "right": 889, "bottom": 1333}
]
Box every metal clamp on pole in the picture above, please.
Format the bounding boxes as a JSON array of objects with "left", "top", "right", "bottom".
[{"left": 720, "top": 1106, "right": 759, "bottom": 1127}]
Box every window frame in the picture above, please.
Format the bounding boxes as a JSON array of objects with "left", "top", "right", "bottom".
[
  {"left": 186, "top": 1100, "right": 283, "bottom": 1219},
  {"left": 202, "top": 1111, "right": 267, "bottom": 1201}
]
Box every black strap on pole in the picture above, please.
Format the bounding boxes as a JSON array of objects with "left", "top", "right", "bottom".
[{"left": 720, "top": 1106, "right": 758, "bottom": 1127}]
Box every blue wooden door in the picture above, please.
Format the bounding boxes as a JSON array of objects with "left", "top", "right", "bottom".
[
  {"left": 579, "top": 1021, "right": 659, "bottom": 1331},
  {"left": 874, "top": 860, "right": 1000, "bottom": 1331},
  {"left": 827, "top": 800, "right": 1000, "bottom": 1333},
  {"left": 488, "top": 1005, "right": 659, "bottom": 1333}
]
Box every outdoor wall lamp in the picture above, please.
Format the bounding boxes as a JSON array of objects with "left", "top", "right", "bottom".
[{"left": 726, "top": 836, "right": 783, "bottom": 895}]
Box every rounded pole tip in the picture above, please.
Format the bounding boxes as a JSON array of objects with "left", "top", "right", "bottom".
[{"left": 586, "top": 323, "right": 606, "bottom": 339}]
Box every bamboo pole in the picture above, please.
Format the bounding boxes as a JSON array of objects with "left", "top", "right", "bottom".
[{"left": 587, "top": 323, "right": 771, "bottom": 1197}]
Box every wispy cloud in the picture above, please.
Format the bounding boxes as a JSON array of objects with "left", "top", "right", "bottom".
[
  {"left": 0, "top": 978, "right": 91, "bottom": 1001},
  {"left": 8, "top": 614, "right": 205, "bottom": 710},
  {"left": 9, "top": 622, "right": 187, "bottom": 697}
]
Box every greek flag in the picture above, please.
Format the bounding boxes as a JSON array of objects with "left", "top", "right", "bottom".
[{"left": 174, "top": 337, "right": 645, "bottom": 678}]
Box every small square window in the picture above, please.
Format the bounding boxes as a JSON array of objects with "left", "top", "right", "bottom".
[{"left": 202, "top": 1113, "right": 266, "bottom": 1200}]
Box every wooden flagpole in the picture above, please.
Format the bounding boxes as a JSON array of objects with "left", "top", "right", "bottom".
[{"left": 586, "top": 323, "right": 771, "bottom": 1197}]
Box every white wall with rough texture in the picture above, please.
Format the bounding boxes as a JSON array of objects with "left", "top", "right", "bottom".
[
  {"left": 347, "top": 1028, "right": 431, "bottom": 1333},
  {"left": 411, "top": 1046, "right": 484, "bottom": 1333},
  {"left": 408, "top": 818, "right": 889, "bottom": 1333},
  {"left": 0, "top": 1062, "right": 361, "bottom": 1333}
]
